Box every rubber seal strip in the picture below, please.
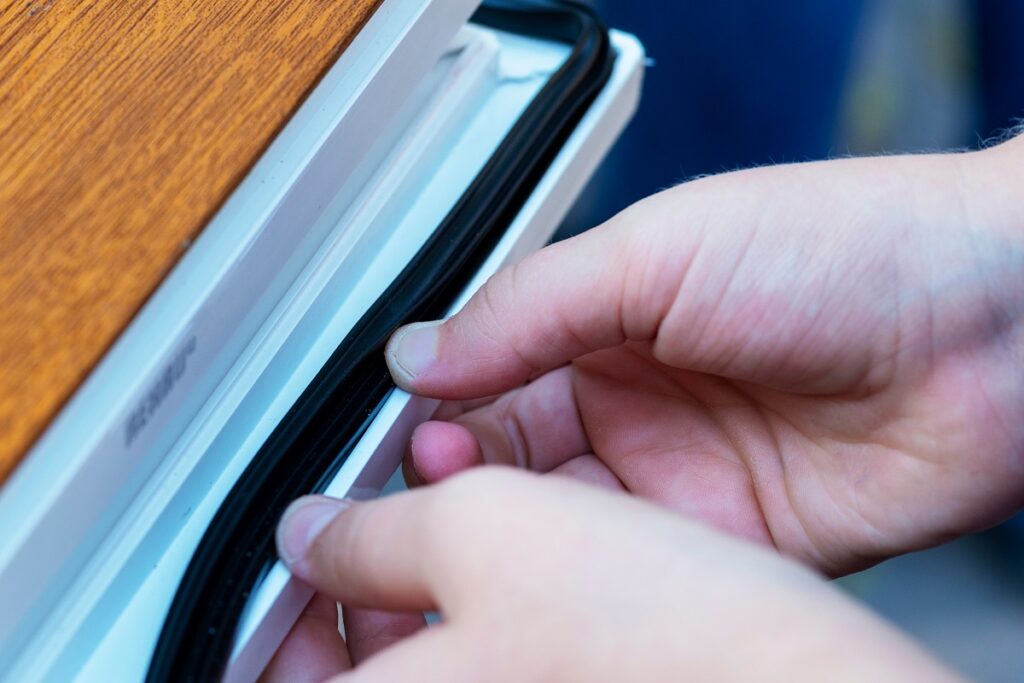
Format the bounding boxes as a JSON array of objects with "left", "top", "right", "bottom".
[{"left": 146, "top": 2, "right": 613, "bottom": 680}]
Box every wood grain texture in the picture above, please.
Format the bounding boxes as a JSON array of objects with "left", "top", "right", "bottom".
[{"left": 0, "top": 0, "right": 383, "bottom": 483}]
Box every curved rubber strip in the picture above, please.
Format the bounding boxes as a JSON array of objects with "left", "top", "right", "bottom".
[{"left": 146, "top": 2, "right": 612, "bottom": 681}]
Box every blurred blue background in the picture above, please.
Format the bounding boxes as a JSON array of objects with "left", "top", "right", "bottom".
[
  {"left": 564, "top": 0, "right": 1024, "bottom": 233},
  {"left": 561, "top": 1, "right": 1024, "bottom": 680}
]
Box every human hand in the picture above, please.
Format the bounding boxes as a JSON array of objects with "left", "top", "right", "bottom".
[
  {"left": 264, "top": 469, "right": 958, "bottom": 682},
  {"left": 388, "top": 138, "right": 1024, "bottom": 575}
]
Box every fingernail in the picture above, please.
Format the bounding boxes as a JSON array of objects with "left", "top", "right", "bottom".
[
  {"left": 404, "top": 432, "right": 426, "bottom": 487},
  {"left": 277, "top": 496, "right": 350, "bottom": 566},
  {"left": 386, "top": 321, "right": 442, "bottom": 386}
]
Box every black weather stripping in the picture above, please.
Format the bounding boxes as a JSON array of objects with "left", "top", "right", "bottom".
[{"left": 146, "top": 2, "right": 613, "bottom": 681}]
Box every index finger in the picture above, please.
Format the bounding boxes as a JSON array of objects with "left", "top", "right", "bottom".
[
  {"left": 385, "top": 216, "right": 650, "bottom": 399},
  {"left": 276, "top": 492, "right": 442, "bottom": 612}
]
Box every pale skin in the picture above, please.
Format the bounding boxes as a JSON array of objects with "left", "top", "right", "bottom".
[{"left": 264, "top": 135, "right": 1024, "bottom": 681}]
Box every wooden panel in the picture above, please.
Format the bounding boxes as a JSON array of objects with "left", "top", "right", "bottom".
[{"left": 0, "top": 0, "right": 383, "bottom": 483}]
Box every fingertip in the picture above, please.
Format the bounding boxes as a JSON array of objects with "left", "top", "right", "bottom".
[
  {"left": 388, "top": 319, "right": 524, "bottom": 399},
  {"left": 385, "top": 321, "right": 442, "bottom": 392},
  {"left": 401, "top": 455, "right": 425, "bottom": 489},
  {"left": 277, "top": 496, "right": 351, "bottom": 573},
  {"left": 409, "top": 421, "right": 482, "bottom": 483}
]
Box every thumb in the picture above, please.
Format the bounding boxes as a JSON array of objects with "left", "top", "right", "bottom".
[{"left": 386, "top": 208, "right": 670, "bottom": 398}]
